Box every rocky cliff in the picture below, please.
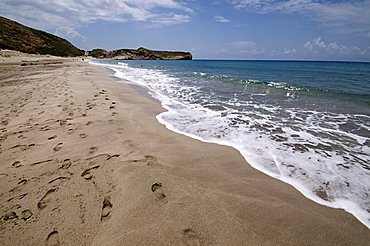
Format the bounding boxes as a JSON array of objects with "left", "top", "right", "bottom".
[{"left": 88, "top": 47, "right": 192, "bottom": 60}]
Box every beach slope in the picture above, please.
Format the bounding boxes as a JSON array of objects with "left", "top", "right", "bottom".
[{"left": 0, "top": 57, "right": 369, "bottom": 245}]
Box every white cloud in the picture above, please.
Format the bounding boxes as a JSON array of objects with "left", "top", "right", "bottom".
[
  {"left": 231, "top": 40, "right": 256, "bottom": 49},
  {"left": 312, "top": 37, "right": 326, "bottom": 49},
  {"left": 303, "top": 41, "right": 313, "bottom": 51},
  {"left": 304, "top": 37, "right": 341, "bottom": 52},
  {"left": 55, "top": 26, "right": 86, "bottom": 41},
  {"left": 211, "top": 44, "right": 265, "bottom": 58},
  {"left": 247, "top": 48, "right": 265, "bottom": 56},
  {"left": 228, "top": 40, "right": 265, "bottom": 57},
  {"left": 232, "top": 0, "right": 263, "bottom": 9},
  {"left": 0, "top": 0, "right": 193, "bottom": 39},
  {"left": 282, "top": 48, "right": 296, "bottom": 55},
  {"left": 231, "top": 0, "right": 370, "bottom": 36},
  {"left": 303, "top": 37, "right": 369, "bottom": 58},
  {"left": 214, "top": 16, "right": 231, "bottom": 23},
  {"left": 127, "top": 0, "right": 192, "bottom": 13},
  {"left": 150, "top": 13, "right": 191, "bottom": 27}
]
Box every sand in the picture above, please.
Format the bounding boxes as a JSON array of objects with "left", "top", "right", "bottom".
[{"left": 0, "top": 55, "right": 369, "bottom": 245}]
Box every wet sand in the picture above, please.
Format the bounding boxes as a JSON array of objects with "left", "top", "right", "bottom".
[{"left": 0, "top": 56, "right": 369, "bottom": 245}]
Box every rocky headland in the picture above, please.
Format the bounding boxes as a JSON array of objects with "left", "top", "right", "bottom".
[{"left": 88, "top": 47, "right": 192, "bottom": 60}]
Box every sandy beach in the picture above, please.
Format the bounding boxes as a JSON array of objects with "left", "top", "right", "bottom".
[{"left": 0, "top": 56, "right": 369, "bottom": 245}]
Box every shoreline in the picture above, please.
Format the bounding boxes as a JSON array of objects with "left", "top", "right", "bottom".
[
  {"left": 0, "top": 57, "right": 369, "bottom": 245},
  {"left": 91, "top": 59, "right": 370, "bottom": 229}
]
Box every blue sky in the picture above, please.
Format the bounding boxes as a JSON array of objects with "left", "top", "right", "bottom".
[{"left": 1, "top": 0, "right": 370, "bottom": 61}]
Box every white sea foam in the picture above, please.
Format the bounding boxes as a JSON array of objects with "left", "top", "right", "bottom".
[{"left": 89, "top": 60, "right": 370, "bottom": 228}]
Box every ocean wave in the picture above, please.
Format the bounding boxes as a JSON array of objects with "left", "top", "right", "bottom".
[
  {"left": 183, "top": 69, "right": 369, "bottom": 104},
  {"left": 89, "top": 59, "right": 370, "bottom": 228}
]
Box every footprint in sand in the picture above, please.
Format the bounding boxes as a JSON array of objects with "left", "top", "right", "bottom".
[
  {"left": 0, "top": 173, "right": 8, "bottom": 178},
  {"left": 9, "top": 179, "right": 28, "bottom": 192},
  {"left": 11, "top": 144, "right": 34, "bottom": 151},
  {"left": 79, "top": 133, "right": 87, "bottom": 139},
  {"left": 182, "top": 228, "right": 204, "bottom": 246},
  {"left": 48, "top": 135, "right": 57, "bottom": 140},
  {"left": 151, "top": 183, "right": 166, "bottom": 201},
  {"left": 46, "top": 231, "right": 60, "bottom": 246},
  {"left": 31, "top": 159, "right": 53, "bottom": 166},
  {"left": 89, "top": 146, "right": 98, "bottom": 154},
  {"left": 2, "top": 211, "right": 18, "bottom": 221},
  {"left": 60, "top": 159, "right": 72, "bottom": 169},
  {"left": 101, "top": 196, "right": 113, "bottom": 221},
  {"left": 127, "top": 155, "right": 157, "bottom": 166},
  {"left": 84, "top": 154, "right": 119, "bottom": 167},
  {"left": 48, "top": 176, "right": 70, "bottom": 184},
  {"left": 37, "top": 189, "right": 57, "bottom": 210},
  {"left": 1, "top": 120, "right": 9, "bottom": 126},
  {"left": 7, "top": 193, "right": 27, "bottom": 202},
  {"left": 58, "top": 119, "right": 67, "bottom": 126},
  {"left": 40, "top": 126, "right": 50, "bottom": 131},
  {"left": 144, "top": 155, "right": 157, "bottom": 166},
  {"left": 18, "top": 179, "right": 27, "bottom": 185},
  {"left": 107, "top": 154, "right": 120, "bottom": 160},
  {"left": 21, "top": 209, "right": 33, "bottom": 221},
  {"left": 12, "top": 161, "right": 22, "bottom": 168},
  {"left": 81, "top": 165, "right": 99, "bottom": 180},
  {"left": 109, "top": 106, "right": 115, "bottom": 110},
  {"left": 53, "top": 143, "right": 63, "bottom": 151},
  {"left": 0, "top": 134, "right": 8, "bottom": 142}
]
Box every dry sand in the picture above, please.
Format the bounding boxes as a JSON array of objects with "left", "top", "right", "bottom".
[{"left": 0, "top": 56, "right": 369, "bottom": 245}]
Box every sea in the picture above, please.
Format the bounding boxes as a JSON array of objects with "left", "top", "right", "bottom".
[{"left": 89, "top": 59, "right": 370, "bottom": 228}]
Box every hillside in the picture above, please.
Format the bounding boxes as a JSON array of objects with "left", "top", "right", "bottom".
[
  {"left": 89, "top": 47, "right": 192, "bottom": 60},
  {"left": 0, "top": 16, "right": 192, "bottom": 60},
  {"left": 0, "top": 16, "right": 84, "bottom": 57}
]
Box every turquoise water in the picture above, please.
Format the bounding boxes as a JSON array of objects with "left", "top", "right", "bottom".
[{"left": 90, "top": 59, "right": 370, "bottom": 228}]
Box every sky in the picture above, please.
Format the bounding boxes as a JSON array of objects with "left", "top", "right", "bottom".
[{"left": 1, "top": 0, "right": 370, "bottom": 61}]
